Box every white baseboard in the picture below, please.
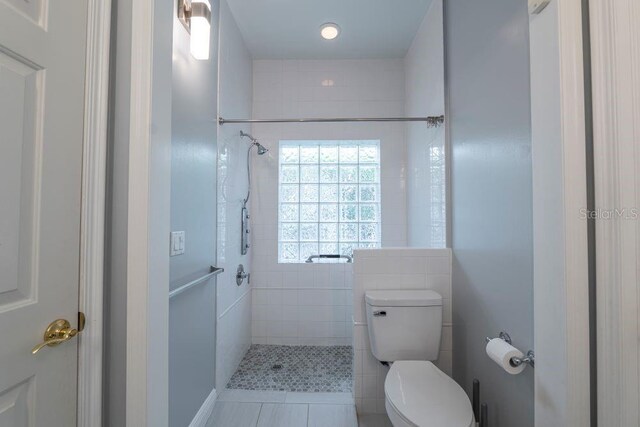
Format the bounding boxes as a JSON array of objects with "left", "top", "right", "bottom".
[{"left": 189, "top": 388, "right": 218, "bottom": 427}]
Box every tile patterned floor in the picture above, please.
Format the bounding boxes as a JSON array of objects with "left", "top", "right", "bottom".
[
  {"left": 206, "top": 402, "right": 359, "bottom": 427},
  {"left": 227, "top": 345, "right": 353, "bottom": 393},
  {"left": 209, "top": 389, "right": 391, "bottom": 427}
]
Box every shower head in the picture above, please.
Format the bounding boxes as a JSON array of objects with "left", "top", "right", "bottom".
[
  {"left": 256, "top": 143, "right": 268, "bottom": 155},
  {"left": 240, "top": 130, "right": 268, "bottom": 155}
]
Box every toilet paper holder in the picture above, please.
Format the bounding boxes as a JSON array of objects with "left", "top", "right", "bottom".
[{"left": 485, "top": 331, "right": 535, "bottom": 368}]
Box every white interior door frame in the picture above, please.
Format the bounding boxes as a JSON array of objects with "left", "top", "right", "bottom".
[
  {"left": 529, "top": 0, "right": 592, "bottom": 425},
  {"left": 77, "top": 0, "right": 112, "bottom": 425},
  {"left": 126, "top": 0, "right": 154, "bottom": 420},
  {"left": 590, "top": 0, "right": 640, "bottom": 424},
  {"left": 125, "top": 0, "right": 172, "bottom": 425}
]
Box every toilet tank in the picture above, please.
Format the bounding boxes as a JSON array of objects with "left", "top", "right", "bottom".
[{"left": 365, "top": 290, "right": 443, "bottom": 362}]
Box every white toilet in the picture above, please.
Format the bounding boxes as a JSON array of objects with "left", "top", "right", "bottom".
[{"left": 365, "top": 290, "right": 474, "bottom": 427}]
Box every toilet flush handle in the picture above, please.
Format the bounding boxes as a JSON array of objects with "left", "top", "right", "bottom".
[{"left": 373, "top": 310, "right": 387, "bottom": 317}]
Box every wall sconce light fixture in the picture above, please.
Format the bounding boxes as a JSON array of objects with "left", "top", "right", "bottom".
[{"left": 178, "top": 0, "right": 212, "bottom": 60}]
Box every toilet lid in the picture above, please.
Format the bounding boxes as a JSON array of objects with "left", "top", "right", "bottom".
[{"left": 385, "top": 361, "right": 474, "bottom": 427}]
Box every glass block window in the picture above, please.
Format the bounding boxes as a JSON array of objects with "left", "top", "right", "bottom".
[
  {"left": 278, "top": 141, "right": 381, "bottom": 263},
  {"left": 429, "top": 144, "right": 446, "bottom": 248}
]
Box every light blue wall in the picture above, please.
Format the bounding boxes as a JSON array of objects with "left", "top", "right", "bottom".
[
  {"left": 169, "top": 1, "right": 220, "bottom": 426},
  {"left": 445, "top": 0, "right": 534, "bottom": 426}
]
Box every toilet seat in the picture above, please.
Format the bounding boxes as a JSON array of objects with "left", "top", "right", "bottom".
[{"left": 384, "top": 361, "right": 474, "bottom": 427}]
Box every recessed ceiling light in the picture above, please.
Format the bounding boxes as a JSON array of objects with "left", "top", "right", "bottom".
[{"left": 320, "top": 23, "right": 340, "bottom": 40}]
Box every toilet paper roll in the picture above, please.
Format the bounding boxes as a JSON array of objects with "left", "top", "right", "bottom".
[{"left": 485, "top": 338, "right": 526, "bottom": 375}]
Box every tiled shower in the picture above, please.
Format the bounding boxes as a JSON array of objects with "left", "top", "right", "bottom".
[
  {"left": 215, "top": 0, "right": 446, "bottom": 417},
  {"left": 248, "top": 58, "right": 409, "bottom": 349}
]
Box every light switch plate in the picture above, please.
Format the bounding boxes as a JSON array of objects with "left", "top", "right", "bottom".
[
  {"left": 170, "top": 231, "right": 185, "bottom": 256},
  {"left": 529, "top": 0, "right": 551, "bottom": 15}
]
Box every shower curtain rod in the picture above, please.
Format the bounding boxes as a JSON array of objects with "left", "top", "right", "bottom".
[{"left": 218, "top": 115, "right": 445, "bottom": 126}]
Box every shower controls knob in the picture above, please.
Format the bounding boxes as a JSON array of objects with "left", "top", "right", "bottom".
[{"left": 236, "top": 264, "right": 248, "bottom": 286}]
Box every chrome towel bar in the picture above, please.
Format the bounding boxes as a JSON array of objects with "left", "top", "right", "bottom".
[{"left": 169, "top": 266, "right": 224, "bottom": 299}]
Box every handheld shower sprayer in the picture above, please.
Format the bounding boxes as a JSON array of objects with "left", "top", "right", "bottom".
[{"left": 239, "top": 130, "right": 268, "bottom": 255}]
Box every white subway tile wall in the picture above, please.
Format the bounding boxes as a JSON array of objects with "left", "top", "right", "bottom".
[
  {"left": 251, "top": 264, "right": 354, "bottom": 346},
  {"left": 215, "top": 1, "right": 254, "bottom": 392},
  {"left": 405, "top": 0, "right": 447, "bottom": 248},
  {"left": 249, "top": 59, "right": 408, "bottom": 345},
  {"left": 352, "top": 248, "right": 452, "bottom": 414}
]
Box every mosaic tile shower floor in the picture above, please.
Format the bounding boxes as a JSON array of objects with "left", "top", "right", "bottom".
[{"left": 226, "top": 345, "right": 353, "bottom": 393}]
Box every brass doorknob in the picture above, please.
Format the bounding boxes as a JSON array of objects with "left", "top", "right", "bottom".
[{"left": 31, "top": 319, "right": 79, "bottom": 355}]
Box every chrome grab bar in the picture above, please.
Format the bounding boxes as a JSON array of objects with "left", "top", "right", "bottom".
[
  {"left": 305, "top": 254, "right": 353, "bottom": 263},
  {"left": 169, "top": 266, "right": 224, "bottom": 299}
]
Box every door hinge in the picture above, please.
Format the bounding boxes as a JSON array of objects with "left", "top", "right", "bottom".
[{"left": 78, "top": 312, "right": 86, "bottom": 332}]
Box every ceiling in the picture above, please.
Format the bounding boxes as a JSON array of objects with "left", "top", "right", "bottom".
[{"left": 225, "top": 0, "right": 434, "bottom": 59}]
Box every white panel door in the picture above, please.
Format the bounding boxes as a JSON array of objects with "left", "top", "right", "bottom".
[{"left": 0, "top": 0, "right": 88, "bottom": 425}]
